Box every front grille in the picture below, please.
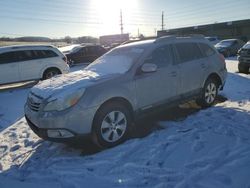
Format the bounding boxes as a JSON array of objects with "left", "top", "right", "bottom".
[{"left": 27, "top": 92, "right": 43, "bottom": 112}]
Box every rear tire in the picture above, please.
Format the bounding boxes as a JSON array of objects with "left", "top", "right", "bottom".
[
  {"left": 238, "top": 64, "right": 249, "bottom": 74},
  {"left": 92, "top": 102, "right": 132, "bottom": 148},
  {"left": 68, "top": 59, "right": 75, "bottom": 67},
  {"left": 42, "top": 68, "right": 61, "bottom": 80},
  {"left": 197, "top": 78, "right": 218, "bottom": 108}
]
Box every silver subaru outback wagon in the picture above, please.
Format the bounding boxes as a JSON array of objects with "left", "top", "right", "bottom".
[{"left": 25, "top": 36, "right": 227, "bottom": 148}]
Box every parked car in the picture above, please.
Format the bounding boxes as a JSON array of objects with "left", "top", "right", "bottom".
[
  {"left": 25, "top": 36, "right": 227, "bottom": 148},
  {"left": 59, "top": 44, "right": 107, "bottom": 66},
  {"left": 205, "top": 36, "right": 220, "bottom": 46},
  {"left": 237, "top": 41, "right": 250, "bottom": 73},
  {"left": 0, "top": 45, "right": 69, "bottom": 85},
  {"left": 215, "top": 39, "right": 245, "bottom": 57}
]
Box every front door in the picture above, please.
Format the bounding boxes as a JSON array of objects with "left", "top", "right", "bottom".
[{"left": 135, "top": 45, "right": 180, "bottom": 110}]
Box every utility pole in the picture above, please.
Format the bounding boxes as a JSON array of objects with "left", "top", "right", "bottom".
[
  {"left": 161, "top": 11, "right": 165, "bottom": 31},
  {"left": 120, "top": 9, "right": 124, "bottom": 34}
]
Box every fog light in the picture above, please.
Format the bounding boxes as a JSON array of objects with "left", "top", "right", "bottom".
[{"left": 47, "top": 130, "right": 74, "bottom": 138}]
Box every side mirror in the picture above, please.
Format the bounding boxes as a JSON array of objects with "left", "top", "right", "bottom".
[{"left": 141, "top": 63, "right": 157, "bottom": 73}]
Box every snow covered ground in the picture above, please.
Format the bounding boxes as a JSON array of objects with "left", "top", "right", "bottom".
[{"left": 0, "top": 58, "right": 249, "bottom": 188}]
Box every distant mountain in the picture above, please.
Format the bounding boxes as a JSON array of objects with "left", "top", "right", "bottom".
[{"left": 15, "top": 36, "right": 51, "bottom": 42}]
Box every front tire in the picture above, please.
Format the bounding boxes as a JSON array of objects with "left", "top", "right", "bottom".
[
  {"left": 197, "top": 78, "right": 218, "bottom": 108},
  {"left": 92, "top": 102, "right": 132, "bottom": 148}
]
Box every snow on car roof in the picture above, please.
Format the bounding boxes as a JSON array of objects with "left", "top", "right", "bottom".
[{"left": 58, "top": 44, "right": 81, "bottom": 53}]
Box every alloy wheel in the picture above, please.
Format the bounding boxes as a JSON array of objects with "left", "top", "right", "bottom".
[
  {"left": 100, "top": 111, "right": 127, "bottom": 143},
  {"left": 205, "top": 82, "right": 217, "bottom": 104}
]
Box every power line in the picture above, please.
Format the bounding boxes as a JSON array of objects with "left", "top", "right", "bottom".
[
  {"left": 0, "top": 0, "right": 248, "bottom": 23},
  {"left": 0, "top": 0, "right": 248, "bottom": 20},
  {"left": 0, "top": 0, "right": 249, "bottom": 37}
]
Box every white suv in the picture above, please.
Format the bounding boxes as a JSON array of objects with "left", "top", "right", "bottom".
[{"left": 0, "top": 45, "right": 69, "bottom": 85}]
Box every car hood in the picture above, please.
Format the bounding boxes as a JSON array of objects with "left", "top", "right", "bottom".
[{"left": 30, "top": 70, "right": 120, "bottom": 100}]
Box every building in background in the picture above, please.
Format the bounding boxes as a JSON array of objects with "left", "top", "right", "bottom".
[
  {"left": 158, "top": 19, "right": 250, "bottom": 42},
  {"left": 99, "top": 34, "right": 129, "bottom": 46}
]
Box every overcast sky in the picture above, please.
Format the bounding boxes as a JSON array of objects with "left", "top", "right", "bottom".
[{"left": 0, "top": 0, "right": 249, "bottom": 38}]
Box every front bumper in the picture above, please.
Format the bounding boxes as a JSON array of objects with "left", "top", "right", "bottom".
[
  {"left": 25, "top": 115, "right": 91, "bottom": 142},
  {"left": 24, "top": 103, "right": 98, "bottom": 141}
]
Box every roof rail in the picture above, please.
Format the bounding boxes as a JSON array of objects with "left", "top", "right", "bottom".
[
  {"left": 188, "top": 34, "right": 205, "bottom": 39},
  {"left": 154, "top": 35, "right": 176, "bottom": 43},
  {"left": 155, "top": 34, "right": 205, "bottom": 43},
  {"left": 9, "top": 45, "right": 54, "bottom": 50},
  {"left": 174, "top": 34, "right": 205, "bottom": 39}
]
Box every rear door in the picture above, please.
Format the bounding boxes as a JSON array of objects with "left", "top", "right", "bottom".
[
  {"left": 135, "top": 45, "right": 180, "bottom": 109},
  {"left": 174, "top": 42, "right": 206, "bottom": 96},
  {"left": 0, "top": 51, "right": 20, "bottom": 84},
  {"left": 19, "top": 50, "right": 58, "bottom": 80}
]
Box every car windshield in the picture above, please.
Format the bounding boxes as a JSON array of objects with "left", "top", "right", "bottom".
[
  {"left": 85, "top": 46, "right": 144, "bottom": 75},
  {"left": 215, "top": 40, "right": 234, "bottom": 47}
]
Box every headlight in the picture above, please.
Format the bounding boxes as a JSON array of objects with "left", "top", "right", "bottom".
[{"left": 44, "top": 88, "right": 86, "bottom": 111}]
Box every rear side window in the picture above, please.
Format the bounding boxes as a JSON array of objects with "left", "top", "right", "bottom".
[
  {"left": 43, "top": 50, "right": 58, "bottom": 58},
  {"left": 175, "top": 43, "right": 203, "bottom": 63},
  {"left": 0, "top": 51, "right": 19, "bottom": 64},
  {"left": 0, "top": 49, "right": 58, "bottom": 64},
  {"left": 32, "top": 50, "right": 58, "bottom": 59},
  {"left": 199, "top": 43, "right": 216, "bottom": 57}
]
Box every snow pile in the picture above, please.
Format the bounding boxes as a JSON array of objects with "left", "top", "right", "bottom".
[
  {"left": 0, "top": 89, "right": 29, "bottom": 129},
  {"left": 0, "top": 58, "right": 250, "bottom": 187}
]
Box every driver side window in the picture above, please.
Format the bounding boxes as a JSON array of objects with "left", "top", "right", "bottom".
[{"left": 147, "top": 45, "right": 172, "bottom": 68}]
